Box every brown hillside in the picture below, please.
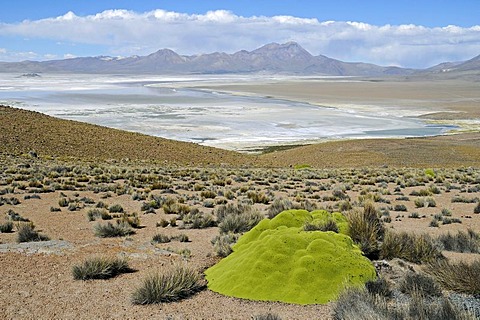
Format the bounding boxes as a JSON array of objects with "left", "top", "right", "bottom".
[
  {"left": 0, "top": 106, "right": 254, "bottom": 166},
  {"left": 261, "top": 135, "right": 480, "bottom": 168}
]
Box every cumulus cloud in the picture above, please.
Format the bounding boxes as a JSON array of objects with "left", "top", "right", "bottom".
[{"left": 1, "top": 9, "right": 479, "bottom": 67}]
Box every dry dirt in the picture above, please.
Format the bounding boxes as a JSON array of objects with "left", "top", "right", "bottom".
[{"left": 1, "top": 156, "right": 480, "bottom": 319}]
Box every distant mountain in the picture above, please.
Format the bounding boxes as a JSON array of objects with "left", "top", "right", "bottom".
[
  {"left": 417, "top": 54, "right": 480, "bottom": 80},
  {"left": 0, "top": 42, "right": 417, "bottom": 76}
]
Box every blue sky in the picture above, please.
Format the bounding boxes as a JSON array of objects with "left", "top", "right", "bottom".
[{"left": 1, "top": 1, "right": 479, "bottom": 67}]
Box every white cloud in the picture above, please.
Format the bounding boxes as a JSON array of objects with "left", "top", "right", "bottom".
[{"left": 0, "top": 9, "right": 479, "bottom": 67}]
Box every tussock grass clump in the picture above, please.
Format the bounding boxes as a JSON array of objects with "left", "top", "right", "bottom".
[
  {"left": 437, "top": 229, "right": 480, "bottom": 253},
  {"left": 72, "top": 256, "right": 131, "bottom": 280},
  {"left": 267, "top": 198, "right": 294, "bottom": 218},
  {"left": 426, "top": 259, "right": 480, "bottom": 294},
  {"left": 333, "top": 288, "right": 400, "bottom": 320},
  {"left": 16, "top": 223, "right": 50, "bottom": 242},
  {"left": 87, "top": 208, "right": 111, "bottom": 221},
  {"left": 108, "top": 204, "right": 124, "bottom": 213},
  {"left": 399, "top": 272, "right": 442, "bottom": 297},
  {"left": 365, "top": 277, "right": 392, "bottom": 298},
  {"left": 58, "top": 197, "right": 69, "bottom": 207},
  {"left": 131, "top": 264, "right": 204, "bottom": 304},
  {"left": 211, "top": 233, "right": 239, "bottom": 257},
  {"left": 216, "top": 203, "right": 263, "bottom": 234},
  {"left": 6, "top": 209, "right": 29, "bottom": 222},
  {"left": 151, "top": 233, "right": 171, "bottom": 244},
  {"left": 333, "top": 287, "right": 475, "bottom": 320},
  {"left": 182, "top": 210, "right": 216, "bottom": 229},
  {"left": 345, "top": 202, "right": 384, "bottom": 259},
  {"left": 380, "top": 231, "right": 442, "bottom": 263},
  {"left": 94, "top": 221, "right": 134, "bottom": 238},
  {"left": 0, "top": 221, "right": 13, "bottom": 233}
]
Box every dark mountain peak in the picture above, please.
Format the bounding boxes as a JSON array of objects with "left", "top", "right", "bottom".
[
  {"left": 251, "top": 41, "right": 312, "bottom": 61},
  {"left": 146, "top": 49, "right": 185, "bottom": 64}
]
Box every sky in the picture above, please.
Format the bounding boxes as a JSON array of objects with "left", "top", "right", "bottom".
[{"left": 0, "top": 0, "right": 479, "bottom": 68}]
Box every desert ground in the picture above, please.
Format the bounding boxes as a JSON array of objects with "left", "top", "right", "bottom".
[{"left": 1, "top": 78, "right": 480, "bottom": 320}]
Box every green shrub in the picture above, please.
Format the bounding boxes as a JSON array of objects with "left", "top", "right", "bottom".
[
  {"left": 72, "top": 256, "right": 131, "bottom": 280},
  {"left": 94, "top": 221, "right": 134, "bottom": 238},
  {"left": 131, "top": 264, "right": 204, "bottom": 304},
  {"left": 380, "top": 231, "right": 442, "bottom": 263},
  {"left": 345, "top": 202, "right": 384, "bottom": 259},
  {"left": 16, "top": 223, "right": 50, "bottom": 243},
  {"left": 426, "top": 259, "right": 480, "bottom": 294}
]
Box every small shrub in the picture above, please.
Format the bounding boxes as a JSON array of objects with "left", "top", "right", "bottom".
[
  {"left": 267, "top": 198, "right": 294, "bottom": 218},
  {"left": 131, "top": 264, "right": 204, "bottom": 304},
  {"left": 87, "top": 209, "right": 109, "bottom": 221},
  {"left": 365, "top": 277, "right": 392, "bottom": 298},
  {"left": 157, "top": 219, "right": 169, "bottom": 228},
  {"left": 108, "top": 204, "right": 124, "bottom": 213},
  {"left": 394, "top": 204, "right": 408, "bottom": 212},
  {"left": 474, "top": 203, "right": 480, "bottom": 214},
  {"left": 50, "top": 207, "right": 61, "bottom": 212},
  {"left": 211, "top": 233, "right": 239, "bottom": 257},
  {"left": 429, "top": 219, "right": 439, "bottom": 227},
  {"left": 152, "top": 233, "right": 171, "bottom": 244},
  {"left": 437, "top": 229, "right": 480, "bottom": 253},
  {"left": 218, "top": 210, "right": 263, "bottom": 234},
  {"left": 6, "top": 209, "right": 29, "bottom": 222},
  {"left": 67, "top": 202, "right": 79, "bottom": 211},
  {"left": 182, "top": 211, "right": 216, "bottom": 229},
  {"left": 58, "top": 197, "right": 69, "bottom": 207},
  {"left": 172, "top": 233, "right": 189, "bottom": 242},
  {"left": 94, "top": 221, "right": 134, "bottom": 238},
  {"left": 16, "top": 223, "right": 50, "bottom": 243},
  {"left": 72, "top": 256, "right": 131, "bottom": 280},
  {"left": 246, "top": 191, "right": 270, "bottom": 204},
  {"left": 0, "top": 221, "right": 13, "bottom": 233}
]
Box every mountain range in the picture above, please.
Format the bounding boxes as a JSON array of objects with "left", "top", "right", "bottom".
[{"left": 0, "top": 42, "right": 478, "bottom": 77}]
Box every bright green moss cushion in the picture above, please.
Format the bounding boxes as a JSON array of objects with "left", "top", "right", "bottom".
[{"left": 205, "top": 210, "right": 375, "bottom": 304}]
